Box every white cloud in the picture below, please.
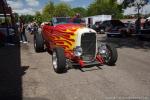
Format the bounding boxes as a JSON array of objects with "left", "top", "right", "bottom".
[
  {"left": 39, "top": 8, "right": 43, "bottom": 13},
  {"left": 7, "top": 0, "right": 40, "bottom": 15},
  {"left": 117, "top": 0, "right": 124, "bottom": 5},
  {"left": 82, "top": 5, "right": 86, "bottom": 8},
  {"left": 60, "top": 0, "right": 74, "bottom": 2},
  {"left": 124, "top": 4, "right": 150, "bottom": 15},
  {"left": 124, "top": 7, "right": 137, "bottom": 15},
  {"left": 142, "top": 4, "right": 150, "bottom": 14},
  {"left": 26, "top": 0, "right": 39, "bottom": 7},
  {"left": 13, "top": 8, "right": 36, "bottom": 15},
  {"left": 7, "top": 0, "right": 23, "bottom": 9}
]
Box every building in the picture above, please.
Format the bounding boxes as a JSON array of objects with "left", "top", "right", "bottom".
[{"left": 83, "top": 15, "right": 112, "bottom": 27}]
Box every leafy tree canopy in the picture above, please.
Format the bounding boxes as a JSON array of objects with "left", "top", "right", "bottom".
[
  {"left": 122, "top": 0, "right": 149, "bottom": 8},
  {"left": 42, "top": 1, "right": 55, "bottom": 21},
  {"left": 22, "top": 0, "right": 129, "bottom": 23},
  {"left": 87, "top": 0, "right": 123, "bottom": 18},
  {"left": 71, "top": 7, "right": 87, "bottom": 17},
  {"left": 54, "top": 2, "right": 71, "bottom": 17}
]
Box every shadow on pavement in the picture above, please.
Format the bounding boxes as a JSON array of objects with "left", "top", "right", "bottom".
[
  {"left": 98, "top": 36, "right": 150, "bottom": 50},
  {"left": 24, "top": 97, "right": 49, "bottom": 100},
  {"left": 72, "top": 64, "right": 102, "bottom": 72},
  {"left": 0, "top": 43, "right": 28, "bottom": 100}
]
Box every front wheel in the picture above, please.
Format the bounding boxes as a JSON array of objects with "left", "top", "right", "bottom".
[
  {"left": 52, "top": 47, "right": 67, "bottom": 73},
  {"left": 99, "top": 43, "right": 118, "bottom": 65},
  {"left": 34, "top": 33, "right": 44, "bottom": 52}
]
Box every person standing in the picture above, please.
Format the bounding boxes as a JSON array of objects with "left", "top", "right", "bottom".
[
  {"left": 71, "top": 13, "right": 82, "bottom": 24},
  {"left": 27, "top": 22, "right": 32, "bottom": 34},
  {"left": 19, "top": 16, "right": 28, "bottom": 43},
  {"left": 135, "top": 17, "right": 141, "bottom": 34}
]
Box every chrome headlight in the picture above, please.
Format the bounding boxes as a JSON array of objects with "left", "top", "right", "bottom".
[
  {"left": 73, "top": 46, "right": 83, "bottom": 57},
  {"left": 98, "top": 44, "right": 107, "bottom": 54}
]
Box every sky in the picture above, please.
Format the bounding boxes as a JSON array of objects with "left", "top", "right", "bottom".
[
  {"left": 118, "top": 0, "right": 150, "bottom": 15},
  {"left": 6, "top": 0, "right": 150, "bottom": 15},
  {"left": 6, "top": 0, "right": 93, "bottom": 15}
]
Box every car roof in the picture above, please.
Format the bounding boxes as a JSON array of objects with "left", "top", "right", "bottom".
[
  {"left": 102, "top": 19, "right": 125, "bottom": 26},
  {"left": 102, "top": 20, "right": 123, "bottom": 24}
]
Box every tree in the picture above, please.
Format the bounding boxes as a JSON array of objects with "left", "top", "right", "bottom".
[
  {"left": 42, "top": 1, "right": 72, "bottom": 20},
  {"left": 87, "top": 0, "right": 123, "bottom": 18},
  {"left": 122, "top": 0, "right": 149, "bottom": 18},
  {"left": 13, "top": 13, "right": 19, "bottom": 22},
  {"left": 34, "top": 11, "right": 43, "bottom": 24},
  {"left": 21, "top": 15, "right": 34, "bottom": 23},
  {"left": 54, "top": 2, "right": 72, "bottom": 17},
  {"left": 42, "top": 1, "right": 55, "bottom": 21},
  {"left": 122, "top": 0, "right": 148, "bottom": 8},
  {"left": 71, "top": 7, "right": 87, "bottom": 17}
]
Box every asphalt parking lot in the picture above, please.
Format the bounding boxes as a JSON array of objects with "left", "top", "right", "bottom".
[
  {"left": 20, "top": 34, "right": 150, "bottom": 100},
  {"left": 0, "top": 34, "right": 150, "bottom": 100}
]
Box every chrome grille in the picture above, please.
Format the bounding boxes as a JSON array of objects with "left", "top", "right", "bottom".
[{"left": 81, "top": 33, "right": 96, "bottom": 61}]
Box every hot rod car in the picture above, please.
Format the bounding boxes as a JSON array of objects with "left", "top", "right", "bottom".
[{"left": 34, "top": 17, "right": 118, "bottom": 73}]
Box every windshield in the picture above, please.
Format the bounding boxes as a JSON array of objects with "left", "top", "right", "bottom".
[
  {"left": 52, "top": 17, "right": 71, "bottom": 25},
  {"left": 52, "top": 17, "right": 83, "bottom": 25}
]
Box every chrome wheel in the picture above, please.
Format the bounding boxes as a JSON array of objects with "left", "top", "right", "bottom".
[
  {"left": 98, "top": 43, "right": 118, "bottom": 65},
  {"left": 52, "top": 51, "right": 58, "bottom": 70},
  {"left": 52, "top": 47, "right": 67, "bottom": 73}
]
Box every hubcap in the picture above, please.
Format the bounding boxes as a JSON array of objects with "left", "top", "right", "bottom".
[{"left": 52, "top": 52, "right": 58, "bottom": 70}]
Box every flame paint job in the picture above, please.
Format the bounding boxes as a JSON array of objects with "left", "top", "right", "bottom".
[
  {"left": 42, "top": 23, "right": 82, "bottom": 54},
  {"left": 41, "top": 23, "right": 106, "bottom": 67}
]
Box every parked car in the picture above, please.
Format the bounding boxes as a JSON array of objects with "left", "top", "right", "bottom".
[
  {"left": 34, "top": 17, "right": 118, "bottom": 73},
  {"left": 91, "top": 21, "right": 104, "bottom": 34},
  {"left": 100, "top": 20, "right": 127, "bottom": 37},
  {"left": 137, "top": 19, "right": 150, "bottom": 40},
  {"left": 124, "top": 21, "right": 136, "bottom": 36}
]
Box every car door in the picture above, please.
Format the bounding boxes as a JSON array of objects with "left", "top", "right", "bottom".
[
  {"left": 105, "top": 21, "right": 111, "bottom": 32},
  {"left": 101, "top": 21, "right": 107, "bottom": 30}
]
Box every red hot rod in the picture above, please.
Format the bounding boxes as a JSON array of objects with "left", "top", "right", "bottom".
[{"left": 34, "top": 17, "right": 118, "bottom": 73}]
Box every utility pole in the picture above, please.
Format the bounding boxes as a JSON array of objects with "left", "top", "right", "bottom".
[
  {"left": 137, "top": 3, "right": 140, "bottom": 19},
  {"left": 122, "top": 0, "right": 148, "bottom": 18}
]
